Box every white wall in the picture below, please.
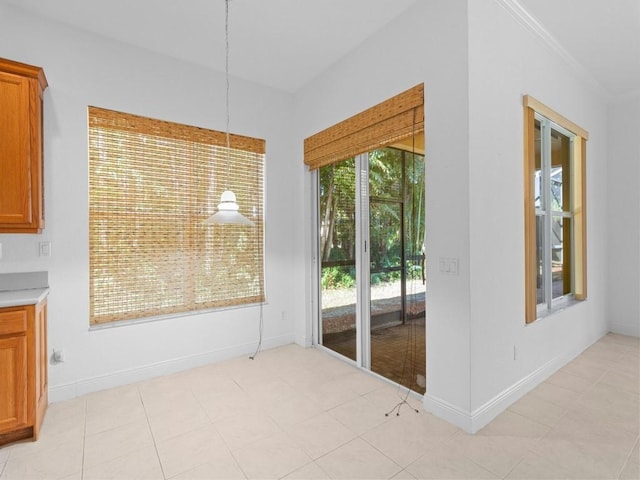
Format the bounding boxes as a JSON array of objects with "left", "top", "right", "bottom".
[
  {"left": 0, "top": 3, "right": 301, "bottom": 400},
  {"left": 466, "top": 0, "right": 609, "bottom": 429},
  {"left": 295, "top": 0, "right": 474, "bottom": 415},
  {"left": 607, "top": 93, "right": 640, "bottom": 336}
]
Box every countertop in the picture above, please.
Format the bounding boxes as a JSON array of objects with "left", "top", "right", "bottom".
[
  {"left": 0, "top": 271, "right": 49, "bottom": 308},
  {"left": 0, "top": 288, "right": 49, "bottom": 308}
]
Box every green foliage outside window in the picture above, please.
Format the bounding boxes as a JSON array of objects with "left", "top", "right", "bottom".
[{"left": 319, "top": 147, "right": 425, "bottom": 290}]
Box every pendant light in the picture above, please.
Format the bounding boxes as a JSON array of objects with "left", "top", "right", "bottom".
[{"left": 205, "top": 0, "right": 253, "bottom": 226}]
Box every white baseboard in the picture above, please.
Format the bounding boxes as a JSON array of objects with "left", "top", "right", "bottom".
[
  {"left": 609, "top": 321, "right": 640, "bottom": 338},
  {"left": 48, "top": 333, "right": 294, "bottom": 403},
  {"left": 49, "top": 382, "right": 78, "bottom": 402},
  {"left": 423, "top": 393, "right": 474, "bottom": 432},
  {"left": 295, "top": 334, "right": 313, "bottom": 348},
  {"left": 424, "top": 333, "right": 607, "bottom": 433},
  {"left": 424, "top": 355, "right": 572, "bottom": 433},
  {"left": 466, "top": 356, "right": 559, "bottom": 433}
]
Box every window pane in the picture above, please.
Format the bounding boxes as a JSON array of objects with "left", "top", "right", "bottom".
[
  {"left": 550, "top": 127, "right": 571, "bottom": 212},
  {"left": 320, "top": 159, "right": 357, "bottom": 362},
  {"left": 552, "top": 215, "right": 572, "bottom": 299},
  {"left": 536, "top": 214, "right": 545, "bottom": 305},
  {"left": 534, "top": 120, "right": 543, "bottom": 209},
  {"left": 368, "top": 148, "right": 402, "bottom": 199},
  {"left": 319, "top": 159, "right": 356, "bottom": 264},
  {"left": 370, "top": 202, "right": 402, "bottom": 269}
]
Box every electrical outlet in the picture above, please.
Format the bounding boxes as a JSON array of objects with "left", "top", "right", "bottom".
[{"left": 53, "top": 349, "right": 65, "bottom": 363}]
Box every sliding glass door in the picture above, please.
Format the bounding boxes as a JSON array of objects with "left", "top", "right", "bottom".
[{"left": 318, "top": 146, "right": 425, "bottom": 394}]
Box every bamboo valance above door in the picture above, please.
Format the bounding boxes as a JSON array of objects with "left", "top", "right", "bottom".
[{"left": 304, "top": 83, "right": 424, "bottom": 170}]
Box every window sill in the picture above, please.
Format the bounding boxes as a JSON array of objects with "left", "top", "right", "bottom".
[
  {"left": 89, "top": 300, "right": 268, "bottom": 331},
  {"left": 534, "top": 296, "right": 584, "bottom": 322}
]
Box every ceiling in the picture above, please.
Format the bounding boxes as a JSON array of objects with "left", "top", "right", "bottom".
[
  {"left": 2, "top": 0, "right": 638, "bottom": 98},
  {"left": 1, "top": 0, "right": 417, "bottom": 93}
]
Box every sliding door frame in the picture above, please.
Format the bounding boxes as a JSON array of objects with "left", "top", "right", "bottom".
[
  {"left": 356, "top": 154, "right": 370, "bottom": 369},
  {"left": 312, "top": 155, "right": 371, "bottom": 367}
]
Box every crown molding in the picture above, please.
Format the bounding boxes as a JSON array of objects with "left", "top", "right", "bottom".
[{"left": 495, "top": 0, "right": 611, "bottom": 101}]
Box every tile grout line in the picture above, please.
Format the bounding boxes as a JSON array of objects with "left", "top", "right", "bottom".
[
  {"left": 190, "top": 380, "right": 249, "bottom": 480},
  {"left": 1, "top": 439, "right": 16, "bottom": 479},
  {"left": 502, "top": 454, "right": 526, "bottom": 479},
  {"left": 597, "top": 346, "right": 639, "bottom": 479},
  {"left": 355, "top": 416, "right": 422, "bottom": 477},
  {"left": 616, "top": 436, "right": 639, "bottom": 479},
  {"left": 416, "top": 426, "right": 502, "bottom": 480},
  {"left": 0, "top": 446, "right": 8, "bottom": 479},
  {"left": 286, "top": 459, "right": 332, "bottom": 479},
  {"left": 80, "top": 398, "right": 88, "bottom": 480},
  {"left": 138, "top": 386, "right": 169, "bottom": 480}
]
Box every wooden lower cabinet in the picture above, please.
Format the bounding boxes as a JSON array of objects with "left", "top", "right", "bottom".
[
  {"left": 0, "top": 334, "right": 28, "bottom": 433},
  {"left": 0, "top": 298, "right": 48, "bottom": 445}
]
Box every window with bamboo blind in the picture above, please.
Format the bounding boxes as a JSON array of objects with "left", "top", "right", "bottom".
[
  {"left": 88, "top": 106, "right": 264, "bottom": 326},
  {"left": 304, "top": 84, "right": 424, "bottom": 170},
  {"left": 523, "top": 95, "right": 587, "bottom": 324}
]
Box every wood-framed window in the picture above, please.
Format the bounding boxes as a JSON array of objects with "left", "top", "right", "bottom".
[
  {"left": 88, "top": 107, "right": 265, "bottom": 326},
  {"left": 524, "top": 95, "right": 588, "bottom": 324}
]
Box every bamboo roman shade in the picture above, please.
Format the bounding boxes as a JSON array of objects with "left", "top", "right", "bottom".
[
  {"left": 304, "top": 83, "right": 424, "bottom": 170},
  {"left": 88, "top": 106, "right": 265, "bottom": 325}
]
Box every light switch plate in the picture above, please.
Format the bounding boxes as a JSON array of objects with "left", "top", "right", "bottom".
[
  {"left": 39, "top": 241, "right": 51, "bottom": 257},
  {"left": 439, "top": 257, "right": 459, "bottom": 275}
]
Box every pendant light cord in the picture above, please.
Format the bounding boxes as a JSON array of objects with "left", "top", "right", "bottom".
[
  {"left": 250, "top": 159, "right": 264, "bottom": 360},
  {"left": 385, "top": 106, "right": 420, "bottom": 417},
  {"left": 224, "top": 0, "right": 231, "bottom": 189}
]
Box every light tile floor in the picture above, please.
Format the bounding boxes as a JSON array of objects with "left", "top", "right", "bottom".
[{"left": 0, "top": 333, "right": 637, "bottom": 479}]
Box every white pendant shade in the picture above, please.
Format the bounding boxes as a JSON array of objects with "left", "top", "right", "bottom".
[
  {"left": 205, "top": 190, "right": 253, "bottom": 225},
  {"left": 203, "top": 1, "right": 255, "bottom": 228}
]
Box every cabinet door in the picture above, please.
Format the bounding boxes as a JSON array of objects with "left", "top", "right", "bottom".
[
  {"left": 0, "top": 335, "right": 28, "bottom": 433},
  {"left": 33, "top": 300, "right": 48, "bottom": 439},
  {"left": 0, "top": 71, "right": 32, "bottom": 225}
]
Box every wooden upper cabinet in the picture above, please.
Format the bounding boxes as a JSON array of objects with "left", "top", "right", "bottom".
[{"left": 0, "top": 58, "right": 47, "bottom": 233}]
